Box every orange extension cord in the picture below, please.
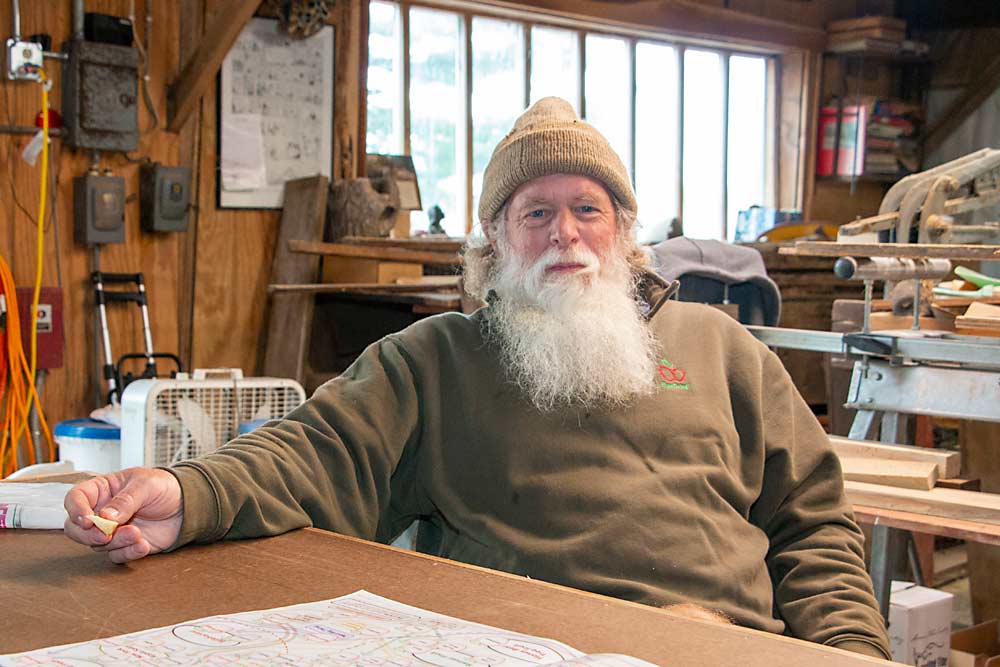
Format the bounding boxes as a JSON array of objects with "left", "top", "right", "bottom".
[{"left": 0, "top": 69, "right": 54, "bottom": 477}]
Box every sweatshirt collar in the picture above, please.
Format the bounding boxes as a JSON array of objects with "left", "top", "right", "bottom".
[
  {"left": 637, "top": 269, "right": 679, "bottom": 320},
  {"left": 483, "top": 269, "right": 679, "bottom": 321}
]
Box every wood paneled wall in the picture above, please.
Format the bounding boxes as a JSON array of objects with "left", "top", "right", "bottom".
[
  {"left": 0, "top": 0, "right": 365, "bottom": 438},
  {"left": 0, "top": 2, "right": 183, "bottom": 430}
]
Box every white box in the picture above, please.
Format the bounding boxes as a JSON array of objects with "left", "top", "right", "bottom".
[{"left": 889, "top": 580, "right": 954, "bottom": 667}]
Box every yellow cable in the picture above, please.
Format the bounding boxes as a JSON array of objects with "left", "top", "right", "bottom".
[{"left": 25, "top": 69, "right": 48, "bottom": 417}]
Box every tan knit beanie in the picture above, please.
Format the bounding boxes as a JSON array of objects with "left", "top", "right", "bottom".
[{"left": 478, "top": 96, "right": 637, "bottom": 225}]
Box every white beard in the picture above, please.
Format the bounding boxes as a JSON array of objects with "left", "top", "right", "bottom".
[{"left": 486, "top": 239, "right": 659, "bottom": 412}]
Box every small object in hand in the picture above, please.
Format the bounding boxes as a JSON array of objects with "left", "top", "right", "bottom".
[{"left": 86, "top": 514, "right": 118, "bottom": 536}]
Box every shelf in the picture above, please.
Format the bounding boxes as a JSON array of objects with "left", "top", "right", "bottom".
[{"left": 817, "top": 173, "right": 904, "bottom": 184}]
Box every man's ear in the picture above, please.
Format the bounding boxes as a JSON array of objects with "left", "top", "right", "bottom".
[{"left": 483, "top": 220, "right": 498, "bottom": 253}]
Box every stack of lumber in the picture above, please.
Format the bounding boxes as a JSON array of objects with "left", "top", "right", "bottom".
[
  {"left": 830, "top": 436, "right": 1000, "bottom": 529},
  {"left": 831, "top": 436, "right": 959, "bottom": 488}
]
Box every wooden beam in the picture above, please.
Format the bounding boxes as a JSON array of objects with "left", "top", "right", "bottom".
[
  {"left": 782, "top": 241, "right": 1000, "bottom": 260},
  {"left": 167, "top": 0, "right": 261, "bottom": 133},
  {"left": 288, "top": 239, "right": 462, "bottom": 265},
  {"left": 830, "top": 436, "right": 961, "bottom": 478},
  {"left": 924, "top": 52, "right": 1000, "bottom": 156},
  {"left": 339, "top": 236, "right": 466, "bottom": 252},
  {"left": 414, "top": 0, "right": 826, "bottom": 52},
  {"left": 839, "top": 457, "right": 939, "bottom": 491}
]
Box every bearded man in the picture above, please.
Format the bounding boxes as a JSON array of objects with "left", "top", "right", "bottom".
[{"left": 64, "top": 98, "right": 890, "bottom": 660}]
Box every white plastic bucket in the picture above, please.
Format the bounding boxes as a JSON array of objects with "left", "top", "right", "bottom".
[{"left": 54, "top": 419, "right": 121, "bottom": 473}]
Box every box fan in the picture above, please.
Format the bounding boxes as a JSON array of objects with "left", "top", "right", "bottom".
[{"left": 120, "top": 369, "right": 306, "bottom": 468}]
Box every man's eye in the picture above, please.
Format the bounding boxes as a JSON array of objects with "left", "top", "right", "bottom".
[
  {"left": 528, "top": 209, "right": 547, "bottom": 218},
  {"left": 579, "top": 205, "right": 597, "bottom": 213}
]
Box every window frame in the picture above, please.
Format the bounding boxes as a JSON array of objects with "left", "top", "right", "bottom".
[{"left": 369, "top": 0, "right": 780, "bottom": 238}]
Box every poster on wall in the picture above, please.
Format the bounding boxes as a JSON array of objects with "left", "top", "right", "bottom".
[{"left": 219, "top": 17, "right": 334, "bottom": 209}]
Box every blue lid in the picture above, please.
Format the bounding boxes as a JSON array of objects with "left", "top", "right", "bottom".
[
  {"left": 238, "top": 418, "right": 271, "bottom": 435},
  {"left": 54, "top": 418, "right": 121, "bottom": 440}
]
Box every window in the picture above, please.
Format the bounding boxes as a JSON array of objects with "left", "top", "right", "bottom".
[
  {"left": 530, "top": 27, "right": 580, "bottom": 112},
  {"left": 366, "top": 1, "right": 402, "bottom": 155},
  {"left": 471, "top": 18, "right": 525, "bottom": 224},
  {"left": 367, "top": 2, "right": 775, "bottom": 240}
]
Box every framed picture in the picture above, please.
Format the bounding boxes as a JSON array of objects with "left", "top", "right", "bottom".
[{"left": 219, "top": 17, "right": 334, "bottom": 209}]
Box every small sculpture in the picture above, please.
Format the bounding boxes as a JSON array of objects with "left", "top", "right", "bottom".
[{"left": 427, "top": 205, "right": 446, "bottom": 235}]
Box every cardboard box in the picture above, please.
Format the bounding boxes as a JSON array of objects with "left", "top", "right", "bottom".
[
  {"left": 951, "top": 620, "right": 1000, "bottom": 667},
  {"left": 889, "top": 581, "right": 954, "bottom": 666}
]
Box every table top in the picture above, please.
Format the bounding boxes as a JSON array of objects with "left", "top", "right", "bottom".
[{"left": 0, "top": 528, "right": 885, "bottom": 665}]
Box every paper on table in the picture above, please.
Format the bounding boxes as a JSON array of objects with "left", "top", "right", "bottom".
[
  {"left": 221, "top": 113, "right": 267, "bottom": 191},
  {"left": 0, "top": 483, "right": 72, "bottom": 529},
  {"left": 0, "top": 590, "right": 659, "bottom": 667}
]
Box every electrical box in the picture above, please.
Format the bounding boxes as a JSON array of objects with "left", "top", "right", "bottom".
[
  {"left": 61, "top": 40, "right": 138, "bottom": 152},
  {"left": 15, "top": 287, "right": 63, "bottom": 369},
  {"left": 74, "top": 173, "right": 126, "bottom": 245},
  {"left": 140, "top": 164, "right": 191, "bottom": 233},
  {"left": 6, "top": 39, "right": 43, "bottom": 80}
]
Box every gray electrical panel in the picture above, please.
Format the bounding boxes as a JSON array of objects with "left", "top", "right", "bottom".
[
  {"left": 74, "top": 173, "right": 126, "bottom": 245},
  {"left": 61, "top": 41, "right": 139, "bottom": 152},
  {"left": 140, "top": 164, "right": 191, "bottom": 233}
]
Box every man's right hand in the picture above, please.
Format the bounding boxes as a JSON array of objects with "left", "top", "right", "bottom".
[{"left": 63, "top": 467, "right": 183, "bottom": 564}]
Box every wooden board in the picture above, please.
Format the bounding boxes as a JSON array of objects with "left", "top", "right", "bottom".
[
  {"left": 829, "top": 436, "right": 961, "bottom": 478},
  {"left": 826, "top": 16, "right": 906, "bottom": 33},
  {"left": 782, "top": 242, "right": 1000, "bottom": 260},
  {"left": 340, "top": 236, "right": 466, "bottom": 253},
  {"left": 839, "top": 457, "right": 938, "bottom": 491},
  {"left": 852, "top": 505, "right": 1000, "bottom": 546},
  {"left": 269, "top": 280, "right": 459, "bottom": 295},
  {"left": 956, "top": 301, "right": 1000, "bottom": 336},
  {"left": 844, "top": 481, "right": 1000, "bottom": 526},
  {"left": 262, "top": 176, "right": 329, "bottom": 382},
  {"left": 290, "top": 240, "right": 461, "bottom": 265}
]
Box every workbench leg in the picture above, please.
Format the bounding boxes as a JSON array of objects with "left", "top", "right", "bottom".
[
  {"left": 870, "top": 524, "right": 909, "bottom": 622},
  {"left": 880, "top": 412, "right": 910, "bottom": 445},
  {"left": 849, "top": 409, "right": 879, "bottom": 441}
]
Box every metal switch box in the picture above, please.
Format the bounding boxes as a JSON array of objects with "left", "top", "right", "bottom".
[
  {"left": 140, "top": 164, "right": 191, "bottom": 232},
  {"left": 74, "top": 173, "right": 126, "bottom": 245},
  {"left": 6, "top": 39, "right": 43, "bottom": 80},
  {"left": 61, "top": 40, "right": 138, "bottom": 152}
]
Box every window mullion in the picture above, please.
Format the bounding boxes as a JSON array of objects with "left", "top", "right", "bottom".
[
  {"left": 523, "top": 22, "right": 531, "bottom": 108},
  {"left": 578, "top": 31, "right": 586, "bottom": 118},
  {"left": 765, "top": 55, "right": 778, "bottom": 209},
  {"left": 628, "top": 38, "right": 637, "bottom": 188},
  {"left": 463, "top": 13, "right": 473, "bottom": 234},
  {"left": 676, "top": 45, "right": 685, "bottom": 225},
  {"left": 401, "top": 2, "right": 411, "bottom": 155},
  {"left": 721, "top": 52, "right": 730, "bottom": 241}
]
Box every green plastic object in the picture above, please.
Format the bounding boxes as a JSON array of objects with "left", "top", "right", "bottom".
[
  {"left": 955, "top": 266, "right": 1000, "bottom": 287},
  {"left": 932, "top": 284, "right": 995, "bottom": 298}
]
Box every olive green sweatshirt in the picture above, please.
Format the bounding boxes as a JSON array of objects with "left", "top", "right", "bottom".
[{"left": 169, "top": 273, "right": 889, "bottom": 659}]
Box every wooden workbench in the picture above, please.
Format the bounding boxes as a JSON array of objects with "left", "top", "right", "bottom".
[{"left": 0, "top": 528, "right": 886, "bottom": 665}]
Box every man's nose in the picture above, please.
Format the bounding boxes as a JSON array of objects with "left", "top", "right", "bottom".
[{"left": 549, "top": 209, "right": 580, "bottom": 248}]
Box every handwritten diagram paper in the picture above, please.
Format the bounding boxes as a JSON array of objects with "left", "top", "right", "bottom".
[
  {"left": 0, "top": 590, "right": 657, "bottom": 667},
  {"left": 219, "top": 17, "right": 333, "bottom": 208}
]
